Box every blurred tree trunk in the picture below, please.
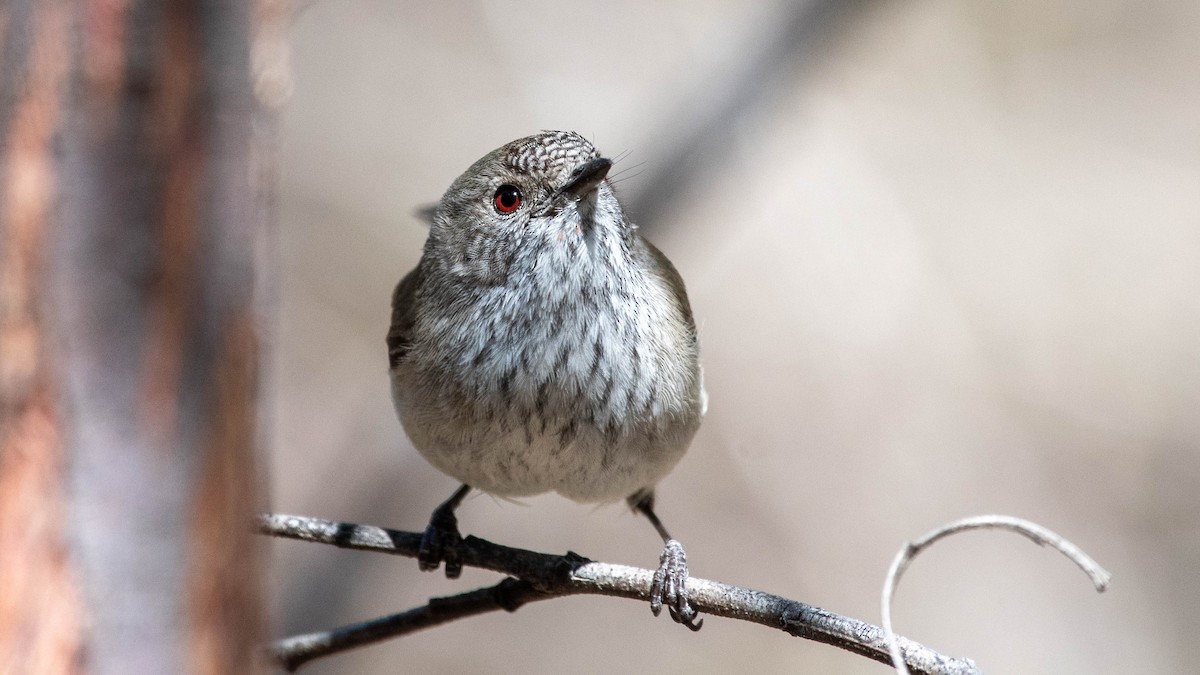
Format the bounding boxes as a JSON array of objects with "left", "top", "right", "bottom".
[{"left": 0, "top": 1, "right": 276, "bottom": 672}]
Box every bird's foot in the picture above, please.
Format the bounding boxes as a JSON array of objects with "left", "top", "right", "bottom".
[
  {"left": 650, "top": 539, "right": 702, "bottom": 631},
  {"left": 418, "top": 503, "right": 464, "bottom": 578}
]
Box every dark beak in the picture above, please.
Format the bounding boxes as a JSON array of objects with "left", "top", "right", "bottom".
[{"left": 561, "top": 157, "right": 612, "bottom": 198}]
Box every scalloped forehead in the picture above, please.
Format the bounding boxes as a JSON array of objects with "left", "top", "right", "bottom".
[{"left": 505, "top": 131, "right": 601, "bottom": 174}]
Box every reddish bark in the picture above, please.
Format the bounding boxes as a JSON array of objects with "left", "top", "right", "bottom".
[
  {"left": 0, "top": 1, "right": 84, "bottom": 672},
  {"left": 0, "top": 1, "right": 271, "bottom": 671}
]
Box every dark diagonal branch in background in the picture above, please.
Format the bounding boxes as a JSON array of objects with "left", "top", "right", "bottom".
[
  {"left": 626, "top": 0, "right": 875, "bottom": 232},
  {"left": 259, "top": 514, "right": 979, "bottom": 674}
]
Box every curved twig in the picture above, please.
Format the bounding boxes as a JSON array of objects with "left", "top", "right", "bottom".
[
  {"left": 259, "top": 513, "right": 979, "bottom": 673},
  {"left": 881, "top": 515, "right": 1112, "bottom": 675}
]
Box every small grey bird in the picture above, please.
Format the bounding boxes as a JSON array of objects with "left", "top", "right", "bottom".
[{"left": 388, "top": 131, "right": 706, "bottom": 627}]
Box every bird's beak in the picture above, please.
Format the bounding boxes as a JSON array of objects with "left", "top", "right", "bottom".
[{"left": 561, "top": 157, "right": 612, "bottom": 198}]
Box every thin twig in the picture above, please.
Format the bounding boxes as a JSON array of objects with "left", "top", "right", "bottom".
[
  {"left": 881, "top": 515, "right": 1112, "bottom": 675},
  {"left": 266, "top": 578, "right": 543, "bottom": 671},
  {"left": 260, "top": 513, "right": 979, "bottom": 673}
]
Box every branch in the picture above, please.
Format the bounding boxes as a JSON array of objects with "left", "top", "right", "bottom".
[
  {"left": 259, "top": 513, "right": 979, "bottom": 673},
  {"left": 881, "top": 515, "right": 1112, "bottom": 675},
  {"left": 266, "top": 578, "right": 545, "bottom": 671}
]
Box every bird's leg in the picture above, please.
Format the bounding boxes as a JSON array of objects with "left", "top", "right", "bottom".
[
  {"left": 629, "top": 490, "right": 702, "bottom": 631},
  {"left": 419, "top": 483, "right": 471, "bottom": 578}
]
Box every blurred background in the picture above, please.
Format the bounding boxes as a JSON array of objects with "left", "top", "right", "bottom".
[{"left": 268, "top": 1, "right": 1200, "bottom": 673}]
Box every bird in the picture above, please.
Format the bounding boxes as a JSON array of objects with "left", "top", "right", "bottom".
[{"left": 388, "top": 130, "right": 706, "bottom": 628}]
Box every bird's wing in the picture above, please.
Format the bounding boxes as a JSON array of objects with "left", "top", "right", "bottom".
[
  {"left": 636, "top": 236, "right": 695, "bottom": 333},
  {"left": 387, "top": 263, "right": 424, "bottom": 368},
  {"left": 636, "top": 236, "right": 707, "bottom": 416}
]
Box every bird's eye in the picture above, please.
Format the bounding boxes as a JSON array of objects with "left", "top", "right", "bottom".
[{"left": 493, "top": 185, "right": 522, "bottom": 214}]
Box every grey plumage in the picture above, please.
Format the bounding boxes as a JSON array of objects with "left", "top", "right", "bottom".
[
  {"left": 389, "top": 130, "right": 705, "bottom": 627},
  {"left": 389, "top": 131, "right": 704, "bottom": 502}
]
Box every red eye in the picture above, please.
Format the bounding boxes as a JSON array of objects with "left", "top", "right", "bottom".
[{"left": 493, "top": 185, "right": 522, "bottom": 213}]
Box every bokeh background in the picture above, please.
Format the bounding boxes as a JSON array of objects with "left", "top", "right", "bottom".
[{"left": 268, "top": 1, "right": 1200, "bottom": 673}]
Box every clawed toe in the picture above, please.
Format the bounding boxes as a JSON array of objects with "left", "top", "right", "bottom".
[
  {"left": 418, "top": 523, "right": 463, "bottom": 577},
  {"left": 650, "top": 539, "right": 702, "bottom": 631},
  {"left": 419, "top": 505, "right": 464, "bottom": 578}
]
